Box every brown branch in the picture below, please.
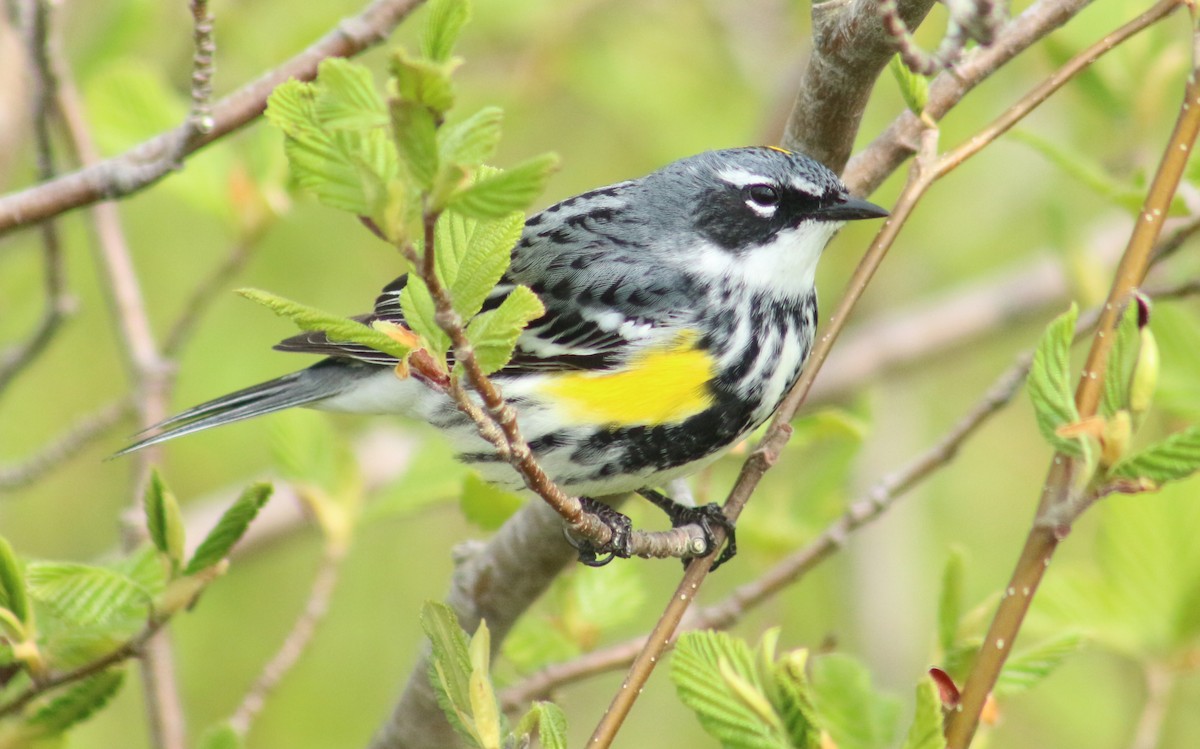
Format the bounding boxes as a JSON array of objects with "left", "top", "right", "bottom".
[
  {"left": 229, "top": 542, "right": 347, "bottom": 736},
  {"left": 1130, "top": 664, "right": 1175, "bottom": 749},
  {"left": 0, "top": 399, "right": 134, "bottom": 491},
  {"left": 185, "top": 0, "right": 216, "bottom": 139},
  {"left": 397, "top": 215, "right": 709, "bottom": 562},
  {"left": 588, "top": 3, "right": 1178, "bottom": 741},
  {"left": 782, "top": 0, "right": 935, "bottom": 172},
  {"left": 945, "top": 9, "right": 1200, "bottom": 746},
  {"left": 500, "top": 274, "right": 1200, "bottom": 712},
  {"left": 0, "top": 0, "right": 72, "bottom": 397},
  {"left": 162, "top": 236, "right": 259, "bottom": 357},
  {"left": 0, "top": 0, "right": 427, "bottom": 237},
  {"left": 843, "top": 0, "right": 1096, "bottom": 197}
]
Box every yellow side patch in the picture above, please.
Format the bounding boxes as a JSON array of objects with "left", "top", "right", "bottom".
[{"left": 544, "top": 331, "right": 715, "bottom": 426}]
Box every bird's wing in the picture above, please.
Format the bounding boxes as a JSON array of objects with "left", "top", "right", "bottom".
[{"left": 274, "top": 182, "right": 700, "bottom": 374}]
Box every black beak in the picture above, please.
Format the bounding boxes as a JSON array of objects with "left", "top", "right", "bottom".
[{"left": 815, "top": 196, "right": 889, "bottom": 222}]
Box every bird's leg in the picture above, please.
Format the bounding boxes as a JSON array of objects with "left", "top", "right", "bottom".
[
  {"left": 566, "top": 497, "right": 634, "bottom": 567},
  {"left": 638, "top": 488, "right": 737, "bottom": 570}
]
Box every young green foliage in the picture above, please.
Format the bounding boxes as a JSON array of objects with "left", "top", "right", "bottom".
[
  {"left": 422, "top": 601, "right": 476, "bottom": 741},
  {"left": 459, "top": 473, "right": 524, "bottom": 530},
  {"left": 1101, "top": 302, "right": 1140, "bottom": 418},
  {"left": 516, "top": 702, "right": 568, "bottom": 749},
  {"left": 889, "top": 54, "right": 929, "bottom": 116},
  {"left": 184, "top": 483, "right": 273, "bottom": 575},
  {"left": 1110, "top": 424, "right": 1200, "bottom": 484},
  {"left": 464, "top": 285, "right": 545, "bottom": 374},
  {"left": 421, "top": 0, "right": 471, "bottom": 63},
  {"left": 995, "top": 632, "right": 1085, "bottom": 696},
  {"left": 237, "top": 288, "right": 413, "bottom": 362},
  {"left": 197, "top": 723, "right": 244, "bottom": 749},
  {"left": 937, "top": 548, "right": 965, "bottom": 655},
  {"left": 143, "top": 469, "right": 187, "bottom": 572},
  {"left": 900, "top": 677, "right": 947, "bottom": 749},
  {"left": 422, "top": 601, "right": 516, "bottom": 749},
  {"left": 0, "top": 536, "right": 31, "bottom": 628},
  {"left": 811, "top": 654, "right": 901, "bottom": 749},
  {"left": 26, "top": 562, "right": 152, "bottom": 628},
  {"left": 1027, "top": 304, "right": 1084, "bottom": 457},
  {"left": 24, "top": 669, "right": 125, "bottom": 740}
]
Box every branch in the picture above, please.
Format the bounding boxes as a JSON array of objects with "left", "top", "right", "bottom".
[
  {"left": 0, "top": 0, "right": 427, "bottom": 236},
  {"left": 0, "top": 399, "right": 133, "bottom": 491},
  {"left": 844, "top": 0, "right": 1096, "bottom": 196},
  {"left": 782, "top": 0, "right": 936, "bottom": 172},
  {"left": 229, "top": 542, "right": 347, "bottom": 737},
  {"left": 0, "top": 0, "right": 72, "bottom": 397},
  {"left": 945, "top": 8, "right": 1200, "bottom": 745},
  {"left": 499, "top": 274, "right": 1200, "bottom": 711}
]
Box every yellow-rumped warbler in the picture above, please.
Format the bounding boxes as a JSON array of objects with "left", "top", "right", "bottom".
[{"left": 121, "top": 147, "right": 887, "bottom": 565}]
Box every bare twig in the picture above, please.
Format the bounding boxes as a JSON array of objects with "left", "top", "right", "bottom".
[
  {"left": 0, "top": 0, "right": 72, "bottom": 397},
  {"left": 588, "top": 3, "right": 1178, "bottom": 742},
  {"left": 878, "top": 0, "right": 1007, "bottom": 77},
  {"left": 0, "top": 399, "right": 133, "bottom": 491},
  {"left": 229, "top": 542, "right": 347, "bottom": 736},
  {"left": 185, "top": 0, "right": 216, "bottom": 140},
  {"left": 1130, "top": 663, "right": 1175, "bottom": 749},
  {"left": 0, "top": 0, "right": 427, "bottom": 236},
  {"left": 500, "top": 274, "right": 1200, "bottom": 711},
  {"left": 396, "top": 215, "right": 709, "bottom": 562},
  {"left": 844, "top": 0, "right": 1096, "bottom": 197},
  {"left": 945, "top": 10, "right": 1200, "bottom": 746},
  {"left": 0, "top": 618, "right": 169, "bottom": 720}
]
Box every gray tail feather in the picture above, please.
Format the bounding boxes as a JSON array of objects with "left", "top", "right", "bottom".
[{"left": 114, "top": 359, "right": 372, "bottom": 457}]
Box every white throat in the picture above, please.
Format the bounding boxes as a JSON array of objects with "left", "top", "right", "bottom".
[{"left": 694, "top": 221, "right": 840, "bottom": 299}]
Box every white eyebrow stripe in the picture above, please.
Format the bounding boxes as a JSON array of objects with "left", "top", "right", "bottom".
[
  {"left": 789, "top": 174, "right": 821, "bottom": 194},
  {"left": 716, "top": 167, "right": 769, "bottom": 188}
]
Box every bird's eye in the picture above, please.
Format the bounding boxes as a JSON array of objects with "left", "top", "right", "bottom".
[{"left": 745, "top": 184, "right": 780, "bottom": 207}]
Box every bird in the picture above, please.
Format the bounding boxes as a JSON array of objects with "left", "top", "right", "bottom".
[{"left": 119, "top": 146, "right": 888, "bottom": 567}]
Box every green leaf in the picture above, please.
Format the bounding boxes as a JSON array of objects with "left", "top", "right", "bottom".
[
  {"left": 889, "top": 54, "right": 928, "bottom": 115},
  {"left": 468, "top": 620, "right": 501, "bottom": 749},
  {"left": 995, "top": 632, "right": 1085, "bottom": 696},
  {"left": 399, "top": 275, "right": 452, "bottom": 363},
  {"left": 439, "top": 106, "right": 504, "bottom": 169},
  {"left": 900, "top": 676, "right": 947, "bottom": 749},
  {"left": 450, "top": 211, "right": 524, "bottom": 319},
  {"left": 26, "top": 562, "right": 152, "bottom": 627},
  {"left": 238, "top": 288, "right": 412, "bottom": 361},
  {"left": 1111, "top": 425, "right": 1200, "bottom": 484},
  {"left": 422, "top": 0, "right": 471, "bottom": 62},
  {"left": 422, "top": 601, "right": 476, "bottom": 741},
  {"left": 812, "top": 654, "right": 901, "bottom": 749},
  {"left": 460, "top": 473, "right": 525, "bottom": 530},
  {"left": 502, "top": 614, "right": 580, "bottom": 672},
  {"left": 27, "top": 669, "right": 125, "bottom": 737},
  {"left": 313, "top": 58, "right": 388, "bottom": 131},
  {"left": 671, "top": 631, "right": 789, "bottom": 749},
  {"left": 1027, "top": 304, "right": 1083, "bottom": 456},
  {"left": 528, "top": 702, "right": 568, "bottom": 749},
  {"left": 0, "top": 535, "right": 30, "bottom": 625},
  {"left": 143, "top": 469, "right": 186, "bottom": 570},
  {"left": 766, "top": 648, "right": 821, "bottom": 749},
  {"left": 197, "top": 722, "right": 244, "bottom": 749},
  {"left": 266, "top": 79, "right": 398, "bottom": 218},
  {"left": 448, "top": 153, "right": 560, "bottom": 220},
  {"left": 185, "top": 483, "right": 273, "bottom": 575},
  {"left": 938, "top": 548, "right": 965, "bottom": 653},
  {"left": 391, "top": 49, "right": 456, "bottom": 115},
  {"left": 465, "top": 285, "right": 545, "bottom": 375},
  {"left": 392, "top": 99, "right": 440, "bottom": 189},
  {"left": 1102, "top": 302, "right": 1140, "bottom": 417}
]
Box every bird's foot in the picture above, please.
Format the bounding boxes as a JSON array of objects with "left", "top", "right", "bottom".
[
  {"left": 639, "top": 488, "right": 737, "bottom": 571},
  {"left": 567, "top": 497, "right": 634, "bottom": 567}
]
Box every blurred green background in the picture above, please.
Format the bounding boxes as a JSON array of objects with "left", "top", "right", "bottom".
[{"left": 2, "top": 0, "right": 1200, "bottom": 747}]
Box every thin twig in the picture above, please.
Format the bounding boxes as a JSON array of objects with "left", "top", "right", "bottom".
[
  {"left": 501, "top": 273, "right": 1200, "bottom": 711},
  {"left": 185, "top": 0, "right": 216, "bottom": 141},
  {"left": 0, "top": 0, "right": 427, "bottom": 236},
  {"left": 0, "top": 399, "right": 134, "bottom": 491},
  {"left": 229, "top": 542, "right": 347, "bottom": 736},
  {"left": 397, "top": 215, "right": 709, "bottom": 561},
  {"left": 0, "top": 618, "right": 169, "bottom": 720},
  {"left": 0, "top": 0, "right": 72, "bottom": 397},
  {"left": 945, "top": 10, "right": 1200, "bottom": 746},
  {"left": 1129, "top": 663, "right": 1175, "bottom": 749},
  {"left": 587, "top": 3, "right": 1178, "bottom": 742}
]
